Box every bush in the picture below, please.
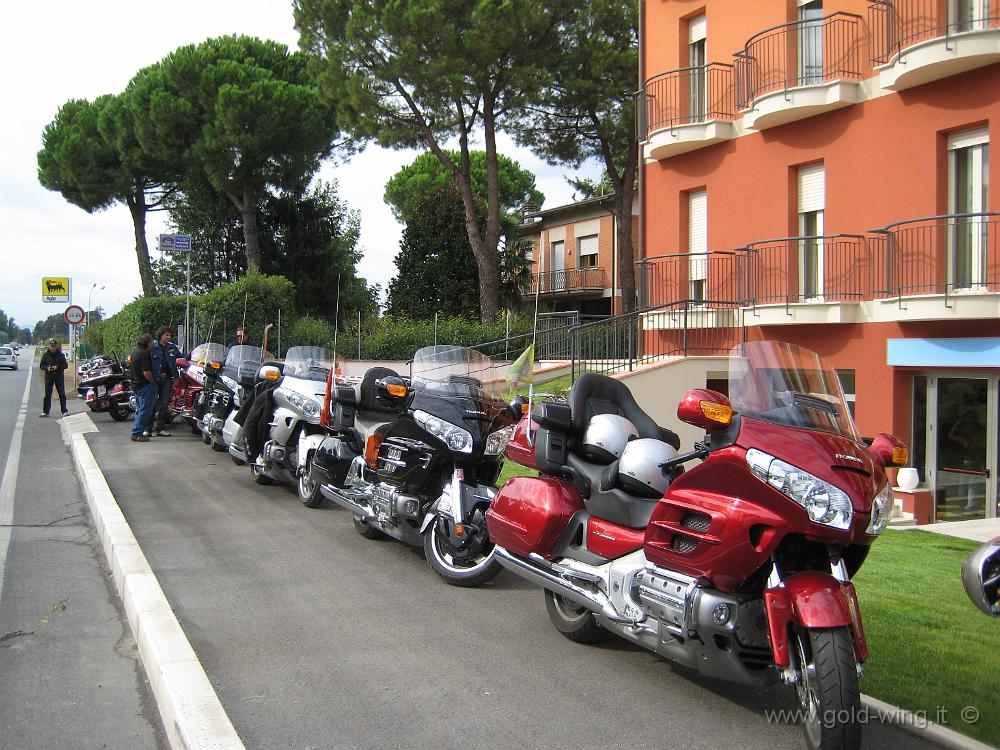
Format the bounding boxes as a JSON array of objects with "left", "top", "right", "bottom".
[
  {"left": 102, "top": 296, "right": 187, "bottom": 356},
  {"left": 337, "top": 314, "right": 533, "bottom": 361},
  {"left": 284, "top": 316, "right": 335, "bottom": 351},
  {"left": 196, "top": 270, "right": 297, "bottom": 348}
]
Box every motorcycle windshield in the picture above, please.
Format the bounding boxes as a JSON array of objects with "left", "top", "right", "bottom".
[
  {"left": 223, "top": 345, "right": 264, "bottom": 381},
  {"left": 728, "top": 341, "right": 860, "bottom": 441},
  {"left": 283, "top": 346, "right": 336, "bottom": 382},
  {"left": 189, "top": 343, "right": 227, "bottom": 367},
  {"left": 410, "top": 345, "right": 504, "bottom": 400}
]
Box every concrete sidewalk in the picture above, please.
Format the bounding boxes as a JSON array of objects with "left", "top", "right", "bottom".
[{"left": 906, "top": 518, "right": 1000, "bottom": 543}]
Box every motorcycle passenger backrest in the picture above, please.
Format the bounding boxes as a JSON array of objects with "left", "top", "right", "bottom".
[
  {"left": 532, "top": 402, "right": 572, "bottom": 432},
  {"left": 569, "top": 373, "right": 674, "bottom": 449},
  {"left": 358, "top": 367, "right": 403, "bottom": 412}
]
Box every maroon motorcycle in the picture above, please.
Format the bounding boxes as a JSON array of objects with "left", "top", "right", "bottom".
[
  {"left": 80, "top": 356, "right": 134, "bottom": 421},
  {"left": 167, "top": 343, "right": 227, "bottom": 433},
  {"left": 486, "top": 341, "right": 907, "bottom": 750}
]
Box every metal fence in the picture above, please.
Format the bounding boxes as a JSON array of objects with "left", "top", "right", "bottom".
[
  {"left": 870, "top": 212, "right": 1000, "bottom": 302},
  {"left": 470, "top": 312, "right": 607, "bottom": 363},
  {"left": 869, "top": 0, "right": 1000, "bottom": 65},
  {"left": 636, "top": 251, "right": 747, "bottom": 309},
  {"left": 569, "top": 300, "right": 745, "bottom": 383},
  {"left": 735, "top": 12, "right": 865, "bottom": 109},
  {"left": 638, "top": 63, "right": 738, "bottom": 141}
]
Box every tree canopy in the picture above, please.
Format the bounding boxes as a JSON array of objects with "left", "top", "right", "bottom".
[{"left": 294, "top": 0, "right": 573, "bottom": 321}]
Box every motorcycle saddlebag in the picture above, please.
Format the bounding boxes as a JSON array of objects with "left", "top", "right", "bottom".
[{"left": 485, "top": 476, "right": 583, "bottom": 559}]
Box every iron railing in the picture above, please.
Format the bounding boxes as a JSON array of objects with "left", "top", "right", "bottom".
[
  {"left": 870, "top": 212, "right": 1000, "bottom": 303},
  {"left": 529, "top": 267, "right": 607, "bottom": 295},
  {"left": 742, "top": 234, "right": 868, "bottom": 312},
  {"left": 569, "top": 300, "right": 745, "bottom": 383},
  {"left": 735, "top": 12, "right": 865, "bottom": 110},
  {"left": 470, "top": 312, "right": 607, "bottom": 363},
  {"left": 869, "top": 0, "right": 1000, "bottom": 65},
  {"left": 636, "top": 251, "right": 747, "bottom": 308},
  {"left": 638, "top": 63, "right": 738, "bottom": 141}
]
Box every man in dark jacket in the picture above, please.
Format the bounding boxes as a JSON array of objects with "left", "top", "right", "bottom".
[
  {"left": 147, "top": 326, "right": 189, "bottom": 437},
  {"left": 130, "top": 334, "right": 156, "bottom": 442},
  {"left": 39, "top": 338, "right": 69, "bottom": 417}
]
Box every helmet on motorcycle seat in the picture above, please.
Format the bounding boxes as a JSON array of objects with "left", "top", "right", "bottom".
[
  {"left": 582, "top": 413, "right": 638, "bottom": 463},
  {"left": 618, "top": 438, "right": 678, "bottom": 498}
]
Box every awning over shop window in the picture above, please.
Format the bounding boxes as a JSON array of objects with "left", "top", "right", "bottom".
[{"left": 887, "top": 338, "right": 1000, "bottom": 367}]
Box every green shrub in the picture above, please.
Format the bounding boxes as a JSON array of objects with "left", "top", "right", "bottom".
[
  {"left": 284, "top": 316, "right": 335, "bottom": 351},
  {"left": 337, "top": 314, "right": 533, "bottom": 361},
  {"left": 196, "top": 270, "right": 297, "bottom": 348},
  {"left": 102, "top": 296, "right": 187, "bottom": 356}
]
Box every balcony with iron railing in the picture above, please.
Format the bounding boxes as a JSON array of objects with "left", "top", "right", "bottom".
[
  {"left": 639, "top": 63, "right": 739, "bottom": 160},
  {"left": 636, "top": 251, "right": 747, "bottom": 309},
  {"left": 870, "top": 0, "right": 1000, "bottom": 90},
  {"left": 735, "top": 12, "right": 866, "bottom": 129},
  {"left": 870, "top": 212, "right": 1000, "bottom": 305},
  {"left": 527, "top": 267, "right": 607, "bottom": 296}
]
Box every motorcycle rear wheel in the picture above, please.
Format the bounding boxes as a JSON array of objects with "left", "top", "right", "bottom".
[
  {"left": 353, "top": 514, "right": 384, "bottom": 539},
  {"left": 793, "top": 626, "right": 861, "bottom": 750},
  {"left": 423, "top": 518, "right": 502, "bottom": 587},
  {"left": 544, "top": 590, "right": 604, "bottom": 643},
  {"left": 108, "top": 402, "right": 131, "bottom": 422}
]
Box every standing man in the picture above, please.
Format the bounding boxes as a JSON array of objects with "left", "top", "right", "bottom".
[
  {"left": 39, "top": 338, "right": 69, "bottom": 417},
  {"left": 130, "top": 334, "right": 156, "bottom": 443},
  {"left": 147, "top": 326, "right": 188, "bottom": 437}
]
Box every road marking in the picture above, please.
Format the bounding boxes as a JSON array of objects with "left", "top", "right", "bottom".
[{"left": 0, "top": 364, "right": 33, "bottom": 604}]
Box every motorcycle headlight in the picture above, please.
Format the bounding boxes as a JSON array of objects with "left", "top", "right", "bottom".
[
  {"left": 867, "top": 482, "right": 892, "bottom": 536},
  {"left": 278, "top": 388, "right": 321, "bottom": 417},
  {"left": 746, "top": 448, "right": 854, "bottom": 530},
  {"left": 414, "top": 409, "right": 473, "bottom": 454},
  {"left": 485, "top": 425, "right": 515, "bottom": 457}
]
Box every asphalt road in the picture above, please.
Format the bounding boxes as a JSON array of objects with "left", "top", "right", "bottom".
[
  {"left": 86, "top": 408, "right": 947, "bottom": 750},
  {"left": 0, "top": 352, "right": 165, "bottom": 749}
]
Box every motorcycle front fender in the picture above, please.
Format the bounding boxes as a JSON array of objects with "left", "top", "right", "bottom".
[
  {"left": 297, "top": 431, "right": 326, "bottom": 470},
  {"left": 764, "top": 571, "right": 868, "bottom": 667},
  {"left": 421, "top": 482, "right": 498, "bottom": 535}
]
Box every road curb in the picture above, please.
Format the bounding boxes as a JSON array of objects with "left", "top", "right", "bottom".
[
  {"left": 62, "top": 415, "right": 246, "bottom": 750},
  {"left": 861, "top": 692, "right": 995, "bottom": 749}
]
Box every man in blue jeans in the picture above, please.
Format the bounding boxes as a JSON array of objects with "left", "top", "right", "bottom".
[
  {"left": 129, "top": 334, "right": 156, "bottom": 443},
  {"left": 146, "top": 325, "right": 189, "bottom": 437}
]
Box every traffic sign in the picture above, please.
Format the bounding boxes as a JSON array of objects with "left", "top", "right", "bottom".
[
  {"left": 42, "top": 276, "right": 70, "bottom": 303},
  {"left": 174, "top": 235, "right": 192, "bottom": 251},
  {"left": 64, "top": 305, "right": 85, "bottom": 325}
]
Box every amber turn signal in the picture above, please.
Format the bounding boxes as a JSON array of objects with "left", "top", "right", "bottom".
[
  {"left": 892, "top": 446, "right": 909, "bottom": 466},
  {"left": 386, "top": 383, "right": 407, "bottom": 398},
  {"left": 365, "top": 434, "right": 384, "bottom": 470},
  {"left": 699, "top": 401, "right": 733, "bottom": 425},
  {"left": 454, "top": 524, "right": 465, "bottom": 537}
]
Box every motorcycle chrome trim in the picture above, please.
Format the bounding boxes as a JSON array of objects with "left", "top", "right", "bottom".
[
  {"left": 494, "top": 547, "right": 640, "bottom": 625},
  {"left": 830, "top": 557, "right": 849, "bottom": 583}
]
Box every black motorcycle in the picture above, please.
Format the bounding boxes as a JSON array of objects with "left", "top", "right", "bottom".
[
  {"left": 80, "top": 355, "right": 133, "bottom": 421},
  {"left": 302, "top": 345, "right": 522, "bottom": 587}
]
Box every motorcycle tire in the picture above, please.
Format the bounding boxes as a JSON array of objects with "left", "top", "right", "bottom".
[
  {"left": 353, "top": 514, "right": 384, "bottom": 539},
  {"left": 231, "top": 455, "right": 245, "bottom": 467},
  {"left": 108, "top": 402, "right": 131, "bottom": 422},
  {"left": 202, "top": 432, "right": 213, "bottom": 445},
  {"left": 793, "top": 626, "right": 861, "bottom": 750},
  {"left": 190, "top": 425, "right": 201, "bottom": 436},
  {"left": 297, "top": 461, "right": 324, "bottom": 508},
  {"left": 211, "top": 442, "right": 228, "bottom": 453},
  {"left": 423, "top": 518, "right": 502, "bottom": 587},
  {"left": 251, "top": 462, "right": 274, "bottom": 485},
  {"left": 544, "top": 589, "right": 604, "bottom": 643}
]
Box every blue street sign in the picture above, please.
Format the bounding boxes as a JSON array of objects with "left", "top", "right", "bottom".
[{"left": 174, "top": 235, "right": 192, "bottom": 251}]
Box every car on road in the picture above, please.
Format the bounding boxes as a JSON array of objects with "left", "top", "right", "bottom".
[{"left": 0, "top": 346, "right": 17, "bottom": 370}]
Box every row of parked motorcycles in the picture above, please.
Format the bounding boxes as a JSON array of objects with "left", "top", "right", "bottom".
[{"left": 82, "top": 337, "right": 999, "bottom": 750}]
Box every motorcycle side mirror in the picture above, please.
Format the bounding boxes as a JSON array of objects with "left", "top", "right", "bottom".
[
  {"left": 868, "top": 433, "right": 908, "bottom": 467},
  {"left": 677, "top": 389, "right": 733, "bottom": 432},
  {"left": 962, "top": 536, "right": 1000, "bottom": 618},
  {"left": 376, "top": 376, "right": 408, "bottom": 400},
  {"left": 508, "top": 395, "right": 528, "bottom": 420},
  {"left": 257, "top": 364, "right": 282, "bottom": 382}
]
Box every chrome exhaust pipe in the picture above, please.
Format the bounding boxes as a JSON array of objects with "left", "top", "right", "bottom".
[
  {"left": 493, "top": 547, "right": 639, "bottom": 625},
  {"left": 320, "top": 484, "right": 374, "bottom": 522}
]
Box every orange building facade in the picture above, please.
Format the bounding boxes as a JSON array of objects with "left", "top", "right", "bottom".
[{"left": 639, "top": 0, "right": 1000, "bottom": 522}]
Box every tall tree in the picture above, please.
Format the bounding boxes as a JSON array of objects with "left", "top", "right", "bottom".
[
  {"left": 37, "top": 92, "right": 171, "bottom": 295},
  {"left": 294, "top": 0, "right": 572, "bottom": 321},
  {"left": 135, "top": 36, "right": 341, "bottom": 270},
  {"left": 511, "top": 0, "right": 640, "bottom": 312}
]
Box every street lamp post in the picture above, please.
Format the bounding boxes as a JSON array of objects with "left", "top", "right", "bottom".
[{"left": 87, "top": 283, "right": 105, "bottom": 326}]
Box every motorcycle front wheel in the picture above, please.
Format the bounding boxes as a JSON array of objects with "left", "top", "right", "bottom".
[
  {"left": 793, "top": 626, "right": 861, "bottom": 750},
  {"left": 544, "top": 590, "right": 604, "bottom": 643},
  {"left": 423, "top": 518, "right": 502, "bottom": 587},
  {"left": 297, "top": 459, "right": 324, "bottom": 508},
  {"left": 251, "top": 462, "right": 274, "bottom": 485}
]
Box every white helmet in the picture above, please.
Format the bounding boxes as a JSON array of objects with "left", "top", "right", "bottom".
[
  {"left": 583, "top": 414, "right": 638, "bottom": 463},
  {"left": 618, "top": 438, "right": 678, "bottom": 497}
]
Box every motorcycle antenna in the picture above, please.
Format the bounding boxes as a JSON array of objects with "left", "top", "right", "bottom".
[
  {"left": 331, "top": 273, "right": 341, "bottom": 374},
  {"left": 526, "top": 227, "right": 546, "bottom": 446},
  {"left": 241, "top": 293, "right": 249, "bottom": 331}
]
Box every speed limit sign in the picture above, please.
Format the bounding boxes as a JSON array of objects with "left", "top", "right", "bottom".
[{"left": 64, "top": 305, "right": 85, "bottom": 325}]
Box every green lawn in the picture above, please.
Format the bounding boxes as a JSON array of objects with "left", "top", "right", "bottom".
[{"left": 853, "top": 529, "right": 998, "bottom": 743}]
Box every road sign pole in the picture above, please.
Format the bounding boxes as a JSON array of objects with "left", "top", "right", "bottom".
[{"left": 185, "top": 248, "right": 191, "bottom": 352}]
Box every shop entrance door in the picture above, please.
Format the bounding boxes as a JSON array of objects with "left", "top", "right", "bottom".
[{"left": 921, "top": 375, "right": 997, "bottom": 521}]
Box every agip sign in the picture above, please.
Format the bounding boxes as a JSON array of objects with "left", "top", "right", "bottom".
[{"left": 42, "top": 277, "right": 70, "bottom": 303}]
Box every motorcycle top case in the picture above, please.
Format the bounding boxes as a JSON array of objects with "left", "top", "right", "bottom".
[{"left": 485, "top": 475, "right": 584, "bottom": 559}]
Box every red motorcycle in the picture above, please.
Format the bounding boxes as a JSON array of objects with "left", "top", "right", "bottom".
[
  {"left": 486, "top": 341, "right": 906, "bottom": 750},
  {"left": 168, "top": 343, "right": 227, "bottom": 433}
]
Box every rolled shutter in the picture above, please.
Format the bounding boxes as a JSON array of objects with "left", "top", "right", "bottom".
[{"left": 798, "top": 163, "right": 825, "bottom": 213}]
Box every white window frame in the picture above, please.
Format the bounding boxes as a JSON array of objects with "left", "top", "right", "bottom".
[
  {"left": 688, "top": 189, "right": 708, "bottom": 302},
  {"left": 947, "top": 127, "right": 989, "bottom": 292},
  {"left": 798, "top": 163, "right": 825, "bottom": 301}
]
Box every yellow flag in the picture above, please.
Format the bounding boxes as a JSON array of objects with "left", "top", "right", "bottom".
[{"left": 505, "top": 344, "right": 534, "bottom": 391}]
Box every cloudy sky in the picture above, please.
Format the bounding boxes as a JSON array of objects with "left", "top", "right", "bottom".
[{"left": 0, "top": 1, "right": 597, "bottom": 333}]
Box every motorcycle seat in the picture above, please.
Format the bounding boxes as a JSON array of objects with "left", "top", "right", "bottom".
[
  {"left": 566, "top": 452, "right": 659, "bottom": 529},
  {"left": 568, "top": 373, "right": 680, "bottom": 453}
]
